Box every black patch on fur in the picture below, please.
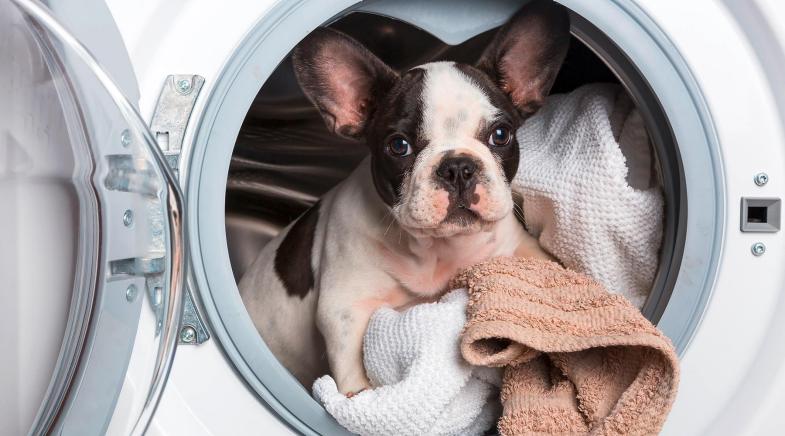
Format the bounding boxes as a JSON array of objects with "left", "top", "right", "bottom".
[
  {"left": 366, "top": 68, "right": 428, "bottom": 206},
  {"left": 275, "top": 202, "right": 320, "bottom": 299}
]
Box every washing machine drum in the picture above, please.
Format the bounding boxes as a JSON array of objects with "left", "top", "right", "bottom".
[
  {"left": 4, "top": 0, "right": 785, "bottom": 435},
  {"left": 207, "top": 0, "right": 785, "bottom": 431}
]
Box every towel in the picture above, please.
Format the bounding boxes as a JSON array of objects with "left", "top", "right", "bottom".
[
  {"left": 454, "top": 257, "right": 679, "bottom": 435},
  {"left": 513, "top": 83, "right": 664, "bottom": 308},
  {"left": 312, "top": 290, "right": 502, "bottom": 436}
]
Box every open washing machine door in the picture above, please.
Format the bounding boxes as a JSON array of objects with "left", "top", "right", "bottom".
[{"left": 0, "top": 0, "right": 185, "bottom": 434}]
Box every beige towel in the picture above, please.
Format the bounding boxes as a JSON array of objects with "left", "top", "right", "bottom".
[{"left": 453, "top": 257, "right": 679, "bottom": 435}]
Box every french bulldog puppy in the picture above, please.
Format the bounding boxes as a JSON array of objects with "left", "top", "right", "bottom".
[{"left": 239, "top": 0, "right": 570, "bottom": 395}]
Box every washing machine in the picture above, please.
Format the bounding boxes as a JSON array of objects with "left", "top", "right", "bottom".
[{"left": 3, "top": 0, "right": 785, "bottom": 434}]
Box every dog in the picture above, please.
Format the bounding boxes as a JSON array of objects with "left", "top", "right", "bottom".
[{"left": 239, "top": 0, "right": 570, "bottom": 395}]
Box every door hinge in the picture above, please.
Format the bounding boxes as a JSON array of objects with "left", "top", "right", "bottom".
[{"left": 151, "top": 74, "right": 210, "bottom": 345}]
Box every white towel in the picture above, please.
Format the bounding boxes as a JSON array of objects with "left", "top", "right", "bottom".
[
  {"left": 312, "top": 289, "right": 501, "bottom": 436},
  {"left": 513, "top": 83, "right": 664, "bottom": 308}
]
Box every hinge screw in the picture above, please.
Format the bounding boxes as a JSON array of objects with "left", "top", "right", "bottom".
[
  {"left": 180, "top": 326, "right": 196, "bottom": 343},
  {"left": 754, "top": 172, "right": 769, "bottom": 186},
  {"left": 122, "top": 209, "right": 134, "bottom": 227},
  {"left": 125, "top": 284, "right": 138, "bottom": 302},
  {"left": 120, "top": 129, "right": 132, "bottom": 147},
  {"left": 176, "top": 78, "right": 192, "bottom": 94},
  {"left": 751, "top": 242, "right": 766, "bottom": 256}
]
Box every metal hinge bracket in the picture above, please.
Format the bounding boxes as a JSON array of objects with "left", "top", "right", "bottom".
[
  {"left": 150, "top": 75, "right": 205, "bottom": 177},
  {"left": 150, "top": 74, "right": 210, "bottom": 344}
]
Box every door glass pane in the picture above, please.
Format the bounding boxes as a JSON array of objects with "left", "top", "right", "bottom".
[
  {"left": 0, "top": 3, "right": 83, "bottom": 434},
  {"left": 0, "top": 1, "right": 184, "bottom": 434}
]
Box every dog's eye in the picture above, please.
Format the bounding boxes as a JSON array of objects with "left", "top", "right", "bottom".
[
  {"left": 488, "top": 124, "right": 512, "bottom": 147},
  {"left": 387, "top": 136, "right": 413, "bottom": 157}
]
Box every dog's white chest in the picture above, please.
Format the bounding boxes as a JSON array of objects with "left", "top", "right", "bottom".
[{"left": 377, "top": 230, "right": 510, "bottom": 296}]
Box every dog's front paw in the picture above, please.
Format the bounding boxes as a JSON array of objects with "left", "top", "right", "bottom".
[
  {"left": 336, "top": 376, "right": 371, "bottom": 397},
  {"left": 345, "top": 388, "right": 368, "bottom": 398}
]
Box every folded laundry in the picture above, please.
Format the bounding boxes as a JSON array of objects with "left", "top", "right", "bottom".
[
  {"left": 514, "top": 83, "right": 664, "bottom": 308},
  {"left": 455, "top": 257, "right": 679, "bottom": 435},
  {"left": 312, "top": 290, "right": 501, "bottom": 436}
]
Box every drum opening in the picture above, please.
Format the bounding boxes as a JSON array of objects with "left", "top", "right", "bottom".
[{"left": 225, "top": 10, "right": 683, "bottom": 321}]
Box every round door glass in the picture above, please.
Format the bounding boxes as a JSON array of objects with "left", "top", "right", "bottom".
[{"left": 0, "top": 1, "right": 184, "bottom": 435}]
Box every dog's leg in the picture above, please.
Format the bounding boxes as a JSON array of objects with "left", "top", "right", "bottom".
[
  {"left": 317, "top": 293, "right": 378, "bottom": 395},
  {"left": 316, "top": 270, "right": 409, "bottom": 395}
]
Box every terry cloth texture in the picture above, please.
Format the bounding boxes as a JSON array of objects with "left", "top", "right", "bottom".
[
  {"left": 312, "top": 289, "right": 502, "bottom": 436},
  {"left": 455, "top": 257, "right": 679, "bottom": 436},
  {"left": 513, "top": 83, "right": 664, "bottom": 308}
]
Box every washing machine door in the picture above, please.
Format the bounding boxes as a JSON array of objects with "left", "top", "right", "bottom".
[{"left": 1, "top": 0, "right": 185, "bottom": 435}]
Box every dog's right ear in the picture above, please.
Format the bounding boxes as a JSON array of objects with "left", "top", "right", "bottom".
[{"left": 292, "top": 28, "right": 398, "bottom": 139}]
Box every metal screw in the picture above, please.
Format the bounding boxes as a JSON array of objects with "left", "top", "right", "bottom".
[
  {"left": 120, "top": 129, "right": 132, "bottom": 147},
  {"left": 754, "top": 172, "right": 769, "bottom": 186},
  {"left": 751, "top": 242, "right": 766, "bottom": 256},
  {"left": 122, "top": 209, "right": 134, "bottom": 227},
  {"left": 176, "top": 78, "right": 192, "bottom": 94},
  {"left": 180, "top": 326, "right": 196, "bottom": 343},
  {"left": 125, "top": 284, "right": 138, "bottom": 302}
]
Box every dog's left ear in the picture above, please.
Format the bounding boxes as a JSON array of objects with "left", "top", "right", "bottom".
[{"left": 477, "top": 0, "right": 570, "bottom": 117}]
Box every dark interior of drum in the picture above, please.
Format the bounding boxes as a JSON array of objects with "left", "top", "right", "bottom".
[{"left": 225, "top": 12, "right": 627, "bottom": 282}]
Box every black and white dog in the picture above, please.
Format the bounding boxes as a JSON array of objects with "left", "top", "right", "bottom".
[{"left": 239, "top": 0, "right": 569, "bottom": 395}]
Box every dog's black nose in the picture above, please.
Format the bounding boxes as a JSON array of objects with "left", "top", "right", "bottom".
[{"left": 436, "top": 156, "right": 478, "bottom": 189}]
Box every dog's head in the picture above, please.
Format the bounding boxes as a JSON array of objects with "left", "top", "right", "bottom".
[{"left": 293, "top": 0, "right": 570, "bottom": 238}]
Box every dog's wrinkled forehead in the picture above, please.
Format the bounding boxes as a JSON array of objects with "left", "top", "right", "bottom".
[{"left": 417, "top": 62, "right": 501, "bottom": 144}]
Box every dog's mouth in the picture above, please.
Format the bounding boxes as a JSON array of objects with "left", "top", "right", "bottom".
[
  {"left": 399, "top": 204, "right": 501, "bottom": 238},
  {"left": 438, "top": 201, "right": 504, "bottom": 236},
  {"left": 394, "top": 178, "right": 513, "bottom": 237},
  {"left": 444, "top": 203, "right": 481, "bottom": 225}
]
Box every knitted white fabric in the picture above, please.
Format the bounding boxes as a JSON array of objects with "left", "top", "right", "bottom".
[
  {"left": 312, "top": 289, "right": 501, "bottom": 436},
  {"left": 513, "top": 83, "right": 664, "bottom": 308}
]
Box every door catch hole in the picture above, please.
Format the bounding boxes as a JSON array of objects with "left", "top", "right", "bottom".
[
  {"left": 741, "top": 198, "right": 781, "bottom": 233},
  {"left": 747, "top": 206, "right": 768, "bottom": 223}
]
